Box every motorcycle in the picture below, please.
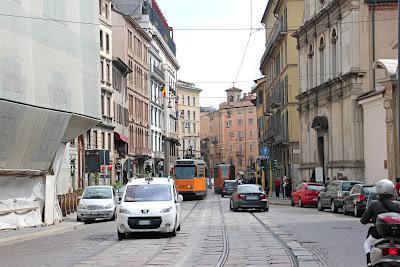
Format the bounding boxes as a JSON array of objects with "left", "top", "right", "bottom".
[{"left": 370, "top": 212, "right": 400, "bottom": 266}]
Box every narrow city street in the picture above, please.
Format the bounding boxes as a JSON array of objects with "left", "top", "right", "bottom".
[{"left": 0, "top": 193, "right": 368, "bottom": 267}]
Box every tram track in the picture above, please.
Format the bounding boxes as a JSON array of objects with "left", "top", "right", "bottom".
[
  {"left": 140, "top": 199, "right": 201, "bottom": 267},
  {"left": 215, "top": 196, "right": 229, "bottom": 267},
  {"left": 250, "top": 212, "right": 299, "bottom": 267}
]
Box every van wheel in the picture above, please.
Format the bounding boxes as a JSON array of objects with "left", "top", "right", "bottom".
[
  {"left": 177, "top": 224, "right": 181, "bottom": 231},
  {"left": 110, "top": 209, "right": 116, "bottom": 221},
  {"left": 170, "top": 228, "right": 177, "bottom": 237},
  {"left": 77, "top": 216, "right": 81, "bottom": 222}
]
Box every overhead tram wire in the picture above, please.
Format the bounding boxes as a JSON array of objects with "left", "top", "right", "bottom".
[{"left": 0, "top": 12, "right": 397, "bottom": 31}]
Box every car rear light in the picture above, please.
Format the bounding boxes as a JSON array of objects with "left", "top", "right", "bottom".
[
  {"left": 382, "top": 247, "right": 400, "bottom": 256},
  {"left": 358, "top": 194, "right": 366, "bottom": 201},
  {"left": 237, "top": 194, "right": 246, "bottom": 200},
  {"left": 260, "top": 194, "right": 267, "bottom": 201}
]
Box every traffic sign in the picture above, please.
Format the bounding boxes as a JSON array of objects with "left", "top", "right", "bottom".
[{"left": 263, "top": 147, "right": 269, "bottom": 159}]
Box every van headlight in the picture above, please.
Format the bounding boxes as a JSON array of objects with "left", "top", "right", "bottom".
[
  {"left": 78, "top": 202, "right": 86, "bottom": 210},
  {"left": 104, "top": 203, "right": 113, "bottom": 209},
  {"left": 160, "top": 206, "right": 173, "bottom": 213},
  {"left": 119, "top": 206, "right": 130, "bottom": 214}
]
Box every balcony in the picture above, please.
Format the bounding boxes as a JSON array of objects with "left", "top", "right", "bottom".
[
  {"left": 152, "top": 64, "right": 165, "bottom": 80},
  {"left": 260, "top": 20, "right": 287, "bottom": 69}
]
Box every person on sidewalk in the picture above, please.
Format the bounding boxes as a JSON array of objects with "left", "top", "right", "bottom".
[
  {"left": 274, "top": 177, "right": 281, "bottom": 198},
  {"left": 285, "top": 178, "right": 292, "bottom": 199},
  {"left": 282, "top": 177, "right": 287, "bottom": 199}
]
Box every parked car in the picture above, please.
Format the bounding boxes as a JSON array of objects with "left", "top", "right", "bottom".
[
  {"left": 317, "top": 180, "right": 363, "bottom": 213},
  {"left": 291, "top": 183, "right": 324, "bottom": 207},
  {"left": 221, "top": 180, "right": 238, "bottom": 197},
  {"left": 77, "top": 186, "right": 118, "bottom": 222},
  {"left": 230, "top": 184, "right": 269, "bottom": 212},
  {"left": 117, "top": 177, "right": 183, "bottom": 240},
  {"left": 343, "top": 184, "right": 377, "bottom": 217}
]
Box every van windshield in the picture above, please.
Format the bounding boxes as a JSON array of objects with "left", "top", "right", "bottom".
[{"left": 124, "top": 184, "right": 172, "bottom": 202}]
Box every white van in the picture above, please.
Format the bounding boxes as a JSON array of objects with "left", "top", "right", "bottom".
[{"left": 117, "top": 177, "right": 183, "bottom": 240}]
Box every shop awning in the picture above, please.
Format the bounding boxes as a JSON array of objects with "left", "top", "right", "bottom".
[{"left": 114, "top": 132, "right": 129, "bottom": 143}]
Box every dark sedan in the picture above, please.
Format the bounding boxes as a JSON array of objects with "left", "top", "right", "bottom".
[
  {"left": 343, "top": 184, "right": 377, "bottom": 217},
  {"left": 230, "top": 184, "right": 269, "bottom": 212},
  {"left": 221, "top": 180, "right": 237, "bottom": 197}
]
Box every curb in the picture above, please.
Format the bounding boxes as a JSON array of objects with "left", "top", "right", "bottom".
[
  {"left": 0, "top": 221, "right": 83, "bottom": 245},
  {"left": 269, "top": 200, "right": 291, "bottom": 206}
]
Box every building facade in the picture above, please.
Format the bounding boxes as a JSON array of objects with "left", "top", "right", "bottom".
[
  {"left": 293, "top": 0, "right": 398, "bottom": 182},
  {"left": 205, "top": 88, "right": 258, "bottom": 178},
  {"left": 112, "top": 58, "right": 132, "bottom": 182},
  {"left": 112, "top": 4, "right": 152, "bottom": 178},
  {"left": 259, "top": 0, "right": 303, "bottom": 184},
  {"left": 177, "top": 80, "right": 202, "bottom": 159}
]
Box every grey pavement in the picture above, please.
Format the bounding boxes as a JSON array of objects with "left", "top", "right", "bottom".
[
  {"left": 0, "top": 213, "right": 83, "bottom": 245},
  {"left": 268, "top": 195, "right": 291, "bottom": 206}
]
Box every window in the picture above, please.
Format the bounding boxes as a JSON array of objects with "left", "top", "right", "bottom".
[
  {"left": 108, "top": 133, "right": 112, "bottom": 151},
  {"left": 128, "top": 30, "right": 132, "bottom": 51},
  {"left": 331, "top": 29, "right": 337, "bottom": 78},
  {"left": 238, "top": 119, "right": 243, "bottom": 125},
  {"left": 193, "top": 122, "right": 196, "bottom": 134},
  {"left": 250, "top": 130, "right": 253, "bottom": 137},
  {"left": 187, "top": 96, "right": 190, "bottom": 106},
  {"left": 107, "top": 96, "right": 111, "bottom": 116},
  {"left": 106, "top": 33, "right": 110, "bottom": 53},
  {"left": 104, "top": 3, "right": 109, "bottom": 19},
  {"left": 249, "top": 143, "right": 254, "bottom": 151},
  {"left": 98, "top": 0, "right": 102, "bottom": 15},
  {"left": 181, "top": 121, "right": 185, "bottom": 133},
  {"left": 106, "top": 62, "right": 110, "bottom": 83},
  {"left": 94, "top": 130, "right": 98, "bottom": 148},
  {"left": 87, "top": 130, "right": 91, "bottom": 148},
  {"left": 100, "top": 30, "right": 103, "bottom": 50},
  {"left": 308, "top": 44, "right": 314, "bottom": 88},
  {"left": 193, "top": 111, "right": 196, "bottom": 121},
  {"left": 319, "top": 37, "right": 325, "bottom": 84},
  {"left": 193, "top": 97, "right": 196, "bottom": 106},
  {"left": 187, "top": 110, "right": 190, "bottom": 121},
  {"left": 248, "top": 118, "right": 253, "bottom": 124},
  {"left": 100, "top": 60, "right": 104, "bottom": 81},
  {"left": 101, "top": 95, "right": 104, "bottom": 115},
  {"left": 181, "top": 95, "right": 184, "bottom": 105}
]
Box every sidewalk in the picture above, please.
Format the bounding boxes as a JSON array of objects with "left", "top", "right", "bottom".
[
  {"left": 0, "top": 213, "right": 83, "bottom": 245},
  {"left": 268, "top": 195, "right": 291, "bottom": 206}
]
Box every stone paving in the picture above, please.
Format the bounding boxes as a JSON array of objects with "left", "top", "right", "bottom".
[{"left": 73, "top": 194, "right": 320, "bottom": 267}]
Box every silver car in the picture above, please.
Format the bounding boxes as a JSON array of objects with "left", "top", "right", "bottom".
[
  {"left": 230, "top": 184, "right": 269, "bottom": 212},
  {"left": 77, "top": 186, "right": 118, "bottom": 222}
]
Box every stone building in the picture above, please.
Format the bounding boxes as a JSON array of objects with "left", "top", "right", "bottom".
[
  {"left": 258, "top": 0, "right": 304, "bottom": 183},
  {"left": 204, "top": 88, "right": 258, "bottom": 178},
  {"left": 293, "top": 0, "right": 398, "bottom": 182},
  {"left": 177, "top": 80, "right": 202, "bottom": 159}
]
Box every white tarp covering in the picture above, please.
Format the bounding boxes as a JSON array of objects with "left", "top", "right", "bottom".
[{"left": 0, "top": 176, "right": 45, "bottom": 230}]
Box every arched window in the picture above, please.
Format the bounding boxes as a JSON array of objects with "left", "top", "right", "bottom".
[
  {"left": 319, "top": 37, "right": 325, "bottom": 84},
  {"left": 331, "top": 29, "right": 338, "bottom": 78},
  {"left": 308, "top": 44, "right": 314, "bottom": 89}
]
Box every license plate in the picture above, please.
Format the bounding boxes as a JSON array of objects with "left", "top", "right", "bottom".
[
  {"left": 138, "top": 220, "right": 151, "bottom": 225},
  {"left": 247, "top": 196, "right": 258, "bottom": 200},
  {"left": 90, "top": 211, "right": 98, "bottom": 215}
]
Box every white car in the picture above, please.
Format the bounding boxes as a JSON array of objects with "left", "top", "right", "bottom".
[
  {"left": 77, "top": 186, "right": 118, "bottom": 222},
  {"left": 117, "top": 177, "right": 183, "bottom": 240}
]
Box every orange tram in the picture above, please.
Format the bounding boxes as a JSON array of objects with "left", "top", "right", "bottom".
[
  {"left": 172, "top": 159, "right": 208, "bottom": 200},
  {"left": 213, "top": 164, "right": 235, "bottom": 194}
]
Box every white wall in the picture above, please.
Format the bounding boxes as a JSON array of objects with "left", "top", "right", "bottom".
[{"left": 360, "top": 94, "right": 388, "bottom": 184}]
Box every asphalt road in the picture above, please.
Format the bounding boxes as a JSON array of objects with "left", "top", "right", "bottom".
[{"left": 267, "top": 204, "right": 370, "bottom": 267}]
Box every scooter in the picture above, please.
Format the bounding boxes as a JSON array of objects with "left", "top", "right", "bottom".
[{"left": 370, "top": 212, "right": 400, "bottom": 266}]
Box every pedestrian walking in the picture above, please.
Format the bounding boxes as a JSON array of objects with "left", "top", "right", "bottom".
[
  {"left": 395, "top": 177, "right": 400, "bottom": 196},
  {"left": 282, "top": 177, "right": 287, "bottom": 199},
  {"left": 285, "top": 178, "right": 292, "bottom": 199},
  {"left": 274, "top": 177, "right": 281, "bottom": 197}
]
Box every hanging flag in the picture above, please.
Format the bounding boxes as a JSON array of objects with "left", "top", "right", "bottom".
[{"left": 160, "top": 85, "right": 167, "bottom": 97}]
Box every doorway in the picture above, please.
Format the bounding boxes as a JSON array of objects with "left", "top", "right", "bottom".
[{"left": 317, "top": 136, "right": 325, "bottom": 182}]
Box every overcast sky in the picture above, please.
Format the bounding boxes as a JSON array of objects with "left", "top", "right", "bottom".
[{"left": 156, "top": 0, "right": 267, "bottom": 108}]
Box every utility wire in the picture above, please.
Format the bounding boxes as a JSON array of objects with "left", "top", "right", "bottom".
[{"left": 0, "top": 12, "right": 397, "bottom": 31}]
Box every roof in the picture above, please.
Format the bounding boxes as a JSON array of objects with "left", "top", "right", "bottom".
[{"left": 127, "top": 177, "right": 174, "bottom": 185}]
